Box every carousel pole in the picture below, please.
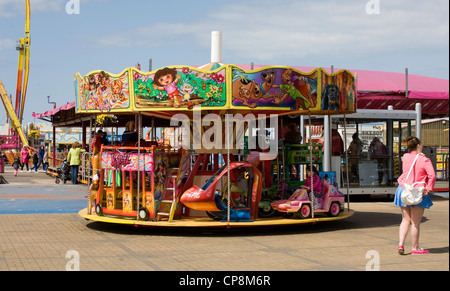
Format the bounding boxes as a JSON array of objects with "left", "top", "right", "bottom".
[
  {"left": 343, "top": 113, "right": 350, "bottom": 211},
  {"left": 323, "top": 115, "right": 331, "bottom": 171},
  {"left": 226, "top": 112, "right": 231, "bottom": 227},
  {"left": 280, "top": 117, "right": 286, "bottom": 198},
  {"left": 308, "top": 111, "right": 314, "bottom": 218},
  {"left": 87, "top": 115, "right": 93, "bottom": 215},
  {"left": 299, "top": 116, "right": 305, "bottom": 181},
  {"left": 136, "top": 112, "right": 142, "bottom": 221},
  {"left": 323, "top": 65, "right": 334, "bottom": 172}
]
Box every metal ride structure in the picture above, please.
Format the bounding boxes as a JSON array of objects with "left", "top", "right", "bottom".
[
  {"left": 77, "top": 32, "right": 356, "bottom": 228},
  {"left": 0, "top": 0, "right": 31, "bottom": 151}
]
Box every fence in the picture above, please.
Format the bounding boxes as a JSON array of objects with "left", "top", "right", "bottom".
[{"left": 0, "top": 135, "right": 20, "bottom": 149}]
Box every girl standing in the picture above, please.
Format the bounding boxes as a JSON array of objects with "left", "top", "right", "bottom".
[{"left": 394, "top": 136, "right": 436, "bottom": 255}]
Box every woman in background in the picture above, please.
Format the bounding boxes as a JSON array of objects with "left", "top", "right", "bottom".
[
  {"left": 66, "top": 141, "right": 86, "bottom": 184},
  {"left": 394, "top": 136, "right": 436, "bottom": 255}
]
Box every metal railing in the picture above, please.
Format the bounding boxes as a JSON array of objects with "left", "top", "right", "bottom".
[
  {"left": 81, "top": 151, "right": 93, "bottom": 184},
  {"left": 0, "top": 135, "right": 20, "bottom": 149}
]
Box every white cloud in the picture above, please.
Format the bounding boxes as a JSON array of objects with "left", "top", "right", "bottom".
[
  {"left": 0, "top": 38, "right": 15, "bottom": 51},
  {"left": 91, "top": 0, "right": 448, "bottom": 65}
]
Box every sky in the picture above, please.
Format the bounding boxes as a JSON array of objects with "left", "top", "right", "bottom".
[{"left": 0, "top": 0, "right": 449, "bottom": 125}]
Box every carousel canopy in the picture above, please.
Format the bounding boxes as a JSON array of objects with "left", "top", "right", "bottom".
[
  {"left": 32, "top": 101, "right": 76, "bottom": 120},
  {"left": 73, "top": 64, "right": 357, "bottom": 120},
  {"left": 238, "top": 64, "right": 449, "bottom": 117},
  {"left": 33, "top": 64, "right": 447, "bottom": 127}
]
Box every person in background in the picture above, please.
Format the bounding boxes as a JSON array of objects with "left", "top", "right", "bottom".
[
  {"left": 12, "top": 157, "right": 21, "bottom": 177},
  {"left": 346, "top": 133, "right": 362, "bottom": 182},
  {"left": 331, "top": 128, "right": 344, "bottom": 155},
  {"left": 284, "top": 123, "right": 302, "bottom": 144},
  {"left": 347, "top": 133, "right": 362, "bottom": 157},
  {"left": 20, "top": 145, "right": 31, "bottom": 172},
  {"left": 369, "top": 137, "right": 388, "bottom": 184},
  {"left": 394, "top": 136, "right": 436, "bottom": 255},
  {"left": 101, "top": 130, "right": 109, "bottom": 145},
  {"left": 66, "top": 141, "right": 86, "bottom": 184},
  {"left": 43, "top": 151, "right": 49, "bottom": 171},
  {"left": 30, "top": 152, "right": 39, "bottom": 173},
  {"left": 35, "top": 145, "right": 45, "bottom": 172},
  {"left": 369, "top": 137, "right": 386, "bottom": 156},
  {"left": 122, "top": 121, "right": 139, "bottom": 143}
]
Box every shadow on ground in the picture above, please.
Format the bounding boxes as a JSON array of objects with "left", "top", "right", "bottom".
[{"left": 85, "top": 209, "right": 412, "bottom": 238}]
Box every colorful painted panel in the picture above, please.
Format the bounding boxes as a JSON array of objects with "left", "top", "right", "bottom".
[
  {"left": 73, "top": 65, "right": 356, "bottom": 114},
  {"left": 75, "top": 69, "right": 130, "bottom": 112},
  {"left": 231, "top": 66, "right": 319, "bottom": 110},
  {"left": 133, "top": 66, "right": 226, "bottom": 109},
  {"left": 101, "top": 152, "right": 153, "bottom": 172},
  {"left": 153, "top": 152, "right": 169, "bottom": 201},
  {"left": 231, "top": 66, "right": 356, "bottom": 112},
  {"left": 320, "top": 70, "right": 356, "bottom": 112}
]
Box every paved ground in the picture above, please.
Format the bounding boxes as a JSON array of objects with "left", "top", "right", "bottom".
[{"left": 0, "top": 169, "right": 448, "bottom": 272}]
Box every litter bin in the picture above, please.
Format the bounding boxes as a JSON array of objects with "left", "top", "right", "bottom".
[{"left": 0, "top": 158, "right": 4, "bottom": 173}]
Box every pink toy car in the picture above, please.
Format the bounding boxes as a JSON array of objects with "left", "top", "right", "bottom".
[{"left": 271, "top": 180, "right": 344, "bottom": 219}]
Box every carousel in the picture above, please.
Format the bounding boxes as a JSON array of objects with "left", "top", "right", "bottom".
[{"left": 77, "top": 33, "right": 356, "bottom": 228}]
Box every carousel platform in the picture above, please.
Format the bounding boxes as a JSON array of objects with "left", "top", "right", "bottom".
[{"left": 78, "top": 208, "right": 355, "bottom": 228}]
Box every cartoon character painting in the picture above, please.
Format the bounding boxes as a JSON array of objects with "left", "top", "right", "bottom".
[
  {"left": 76, "top": 66, "right": 355, "bottom": 113},
  {"left": 77, "top": 70, "right": 130, "bottom": 112},
  {"left": 320, "top": 70, "right": 356, "bottom": 112},
  {"left": 152, "top": 67, "right": 183, "bottom": 107},
  {"left": 232, "top": 67, "right": 317, "bottom": 110},
  {"left": 273, "top": 69, "right": 315, "bottom": 110},
  {"left": 321, "top": 78, "right": 340, "bottom": 111},
  {"left": 232, "top": 70, "right": 277, "bottom": 108},
  {"left": 134, "top": 67, "right": 226, "bottom": 108}
]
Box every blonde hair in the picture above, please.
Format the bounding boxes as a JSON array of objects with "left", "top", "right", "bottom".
[
  {"left": 125, "top": 121, "right": 135, "bottom": 132},
  {"left": 72, "top": 141, "right": 81, "bottom": 149}
]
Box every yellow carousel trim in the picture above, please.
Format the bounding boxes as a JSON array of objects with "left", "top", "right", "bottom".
[{"left": 79, "top": 208, "right": 355, "bottom": 228}]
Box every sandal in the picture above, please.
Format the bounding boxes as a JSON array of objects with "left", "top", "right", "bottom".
[
  {"left": 398, "top": 245, "right": 405, "bottom": 255},
  {"left": 411, "top": 248, "right": 429, "bottom": 255}
]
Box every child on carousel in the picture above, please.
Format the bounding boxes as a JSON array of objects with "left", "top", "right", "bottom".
[{"left": 291, "top": 164, "right": 322, "bottom": 208}]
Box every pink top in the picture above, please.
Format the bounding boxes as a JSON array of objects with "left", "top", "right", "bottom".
[
  {"left": 397, "top": 152, "right": 436, "bottom": 191},
  {"left": 20, "top": 147, "right": 30, "bottom": 163},
  {"left": 305, "top": 174, "right": 322, "bottom": 193}
]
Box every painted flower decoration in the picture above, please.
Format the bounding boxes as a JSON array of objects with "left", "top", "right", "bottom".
[{"left": 216, "top": 74, "right": 225, "bottom": 83}]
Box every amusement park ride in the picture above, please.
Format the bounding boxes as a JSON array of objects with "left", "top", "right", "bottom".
[
  {"left": 0, "top": 4, "right": 356, "bottom": 227},
  {"left": 77, "top": 32, "right": 356, "bottom": 228},
  {"left": 0, "top": 0, "right": 30, "bottom": 152}
]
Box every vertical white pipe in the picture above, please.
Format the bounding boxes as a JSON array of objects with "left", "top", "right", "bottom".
[
  {"left": 415, "top": 103, "right": 422, "bottom": 140},
  {"left": 405, "top": 68, "right": 409, "bottom": 98},
  {"left": 211, "top": 31, "right": 222, "bottom": 63}
]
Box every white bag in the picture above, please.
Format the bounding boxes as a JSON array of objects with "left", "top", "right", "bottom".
[{"left": 401, "top": 154, "right": 425, "bottom": 205}]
